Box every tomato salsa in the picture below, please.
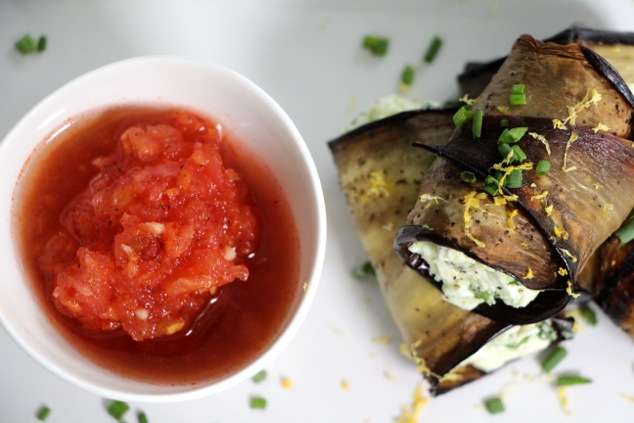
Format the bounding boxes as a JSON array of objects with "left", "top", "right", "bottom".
[{"left": 14, "top": 106, "right": 302, "bottom": 384}]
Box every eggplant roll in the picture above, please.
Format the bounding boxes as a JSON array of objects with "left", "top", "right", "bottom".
[
  {"left": 395, "top": 34, "right": 634, "bottom": 325},
  {"left": 579, "top": 231, "right": 634, "bottom": 339},
  {"left": 328, "top": 109, "right": 573, "bottom": 394},
  {"left": 459, "top": 26, "right": 634, "bottom": 99}
]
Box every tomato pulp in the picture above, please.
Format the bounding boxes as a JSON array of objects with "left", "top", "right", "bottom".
[{"left": 14, "top": 106, "right": 302, "bottom": 384}]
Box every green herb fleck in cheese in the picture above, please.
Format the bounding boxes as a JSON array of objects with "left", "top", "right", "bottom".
[{"left": 408, "top": 241, "right": 541, "bottom": 310}]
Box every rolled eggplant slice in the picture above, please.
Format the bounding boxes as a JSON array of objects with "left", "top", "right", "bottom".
[
  {"left": 395, "top": 35, "right": 634, "bottom": 324},
  {"left": 328, "top": 109, "right": 509, "bottom": 394},
  {"left": 459, "top": 26, "right": 634, "bottom": 99},
  {"left": 580, "top": 234, "right": 634, "bottom": 339}
]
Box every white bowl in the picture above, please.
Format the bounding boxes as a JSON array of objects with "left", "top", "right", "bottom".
[{"left": 0, "top": 57, "right": 326, "bottom": 402}]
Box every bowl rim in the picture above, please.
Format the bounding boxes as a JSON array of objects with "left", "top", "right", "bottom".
[{"left": 0, "top": 56, "right": 327, "bottom": 402}]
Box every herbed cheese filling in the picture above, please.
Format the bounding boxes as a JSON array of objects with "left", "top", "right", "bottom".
[
  {"left": 460, "top": 320, "right": 557, "bottom": 373},
  {"left": 408, "top": 241, "right": 541, "bottom": 310}
]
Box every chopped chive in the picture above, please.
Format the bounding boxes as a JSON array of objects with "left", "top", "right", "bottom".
[
  {"left": 505, "top": 169, "right": 523, "bottom": 189},
  {"left": 472, "top": 110, "right": 484, "bottom": 139},
  {"left": 510, "top": 93, "right": 527, "bottom": 105},
  {"left": 107, "top": 400, "right": 129, "bottom": 421},
  {"left": 482, "top": 185, "right": 498, "bottom": 196},
  {"left": 453, "top": 106, "right": 473, "bottom": 128},
  {"left": 250, "top": 396, "right": 267, "bottom": 409},
  {"left": 37, "top": 35, "right": 47, "bottom": 52},
  {"left": 15, "top": 33, "right": 38, "bottom": 54},
  {"left": 484, "top": 396, "right": 505, "bottom": 414},
  {"left": 579, "top": 304, "right": 597, "bottom": 326},
  {"left": 555, "top": 374, "right": 592, "bottom": 387},
  {"left": 362, "top": 35, "right": 389, "bottom": 56},
  {"left": 615, "top": 220, "right": 634, "bottom": 244},
  {"left": 137, "top": 411, "right": 149, "bottom": 423},
  {"left": 36, "top": 405, "right": 51, "bottom": 421},
  {"left": 500, "top": 118, "right": 509, "bottom": 127},
  {"left": 401, "top": 65, "right": 415, "bottom": 85},
  {"left": 252, "top": 369, "right": 267, "bottom": 383},
  {"left": 461, "top": 171, "right": 477, "bottom": 184},
  {"left": 498, "top": 143, "right": 514, "bottom": 161},
  {"left": 535, "top": 160, "right": 551, "bottom": 175},
  {"left": 423, "top": 35, "right": 443, "bottom": 63},
  {"left": 498, "top": 126, "right": 528, "bottom": 144},
  {"left": 511, "top": 145, "right": 527, "bottom": 162},
  {"left": 352, "top": 261, "right": 375, "bottom": 279},
  {"left": 511, "top": 84, "right": 526, "bottom": 94},
  {"left": 541, "top": 346, "right": 567, "bottom": 372}
]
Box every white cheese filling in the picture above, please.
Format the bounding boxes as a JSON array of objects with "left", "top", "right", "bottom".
[
  {"left": 408, "top": 241, "right": 540, "bottom": 310},
  {"left": 460, "top": 320, "right": 557, "bottom": 373}
]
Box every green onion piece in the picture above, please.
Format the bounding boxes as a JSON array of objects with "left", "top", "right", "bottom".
[
  {"left": 423, "top": 35, "right": 443, "bottom": 63},
  {"left": 484, "top": 397, "right": 505, "bottom": 414},
  {"left": 500, "top": 119, "right": 509, "bottom": 127},
  {"left": 511, "top": 144, "right": 527, "bottom": 162},
  {"left": 137, "top": 411, "right": 149, "bottom": 423},
  {"left": 352, "top": 261, "right": 375, "bottom": 279},
  {"left": 453, "top": 106, "right": 473, "bottom": 128},
  {"left": 36, "top": 405, "right": 51, "bottom": 421},
  {"left": 482, "top": 185, "right": 497, "bottom": 196},
  {"left": 252, "top": 369, "right": 267, "bottom": 383},
  {"left": 472, "top": 110, "right": 483, "bottom": 139},
  {"left": 541, "top": 346, "right": 567, "bottom": 372},
  {"left": 498, "top": 126, "right": 528, "bottom": 144},
  {"left": 107, "top": 400, "right": 129, "bottom": 421},
  {"left": 362, "top": 35, "right": 389, "bottom": 56},
  {"left": 505, "top": 169, "right": 523, "bottom": 189},
  {"left": 511, "top": 84, "right": 526, "bottom": 94},
  {"left": 15, "top": 33, "right": 38, "bottom": 54},
  {"left": 556, "top": 375, "right": 592, "bottom": 387},
  {"left": 579, "top": 304, "right": 598, "bottom": 326},
  {"left": 37, "top": 35, "right": 47, "bottom": 52},
  {"left": 250, "top": 396, "right": 267, "bottom": 410},
  {"left": 461, "top": 171, "right": 477, "bottom": 184},
  {"left": 509, "top": 93, "right": 527, "bottom": 105},
  {"left": 401, "top": 65, "right": 415, "bottom": 85},
  {"left": 498, "top": 143, "right": 514, "bottom": 161},
  {"left": 616, "top": 220, "right": 634, "bottom": 244},
  {"left": 535, "top": 160, "right": 551, "bottom": 175}
]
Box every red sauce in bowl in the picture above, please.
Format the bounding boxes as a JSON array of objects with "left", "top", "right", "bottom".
[{"left": 14, "top": 106, "right": 302, "bottom": 385}]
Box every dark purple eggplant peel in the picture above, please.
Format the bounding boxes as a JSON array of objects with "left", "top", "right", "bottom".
[
  {"left": 394, "top": 34, "right": 634, "bottom": 325},
  {"left": 459, "top": 26, "right": 634, "bottom": 99}
]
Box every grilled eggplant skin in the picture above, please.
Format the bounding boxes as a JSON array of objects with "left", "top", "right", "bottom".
[
  {"left": 459, "top": 26, "right": 634, "bottom": 99},
  {"left": 328, "top": 109, "right": 510, "bottom": 395},
  {"left": 394, "top": 34, "right": 634, "bottom": 325},
  {"left": 581, "top": 236, "right": 634, "bottom": 339}
]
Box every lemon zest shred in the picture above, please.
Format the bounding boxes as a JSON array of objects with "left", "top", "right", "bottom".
[
  {"left": 592, "top": 122, "right": 610, "bottom": 133},
  {"left": 566, "top": 280, "right": 581, "bottom": 298},
  {"left": 529, "top": 132, "right": 551, "bottom": 155},
  {"left": 396, "top": 384, "right": 430, "bottom": 423},
  {"left": 552, "top": 88, "right": 603, "bottom": 130},
  {"left": 561, "top": 249, "right": 578, "bottom": 263},
  {"left": 531, "top": 191, "right": 549, "bottom": 201},
  {"left": 557, "top": 387, "right": 572, "bottom": 415},
  {"left": 497, "top": 105, "right": 510, "bottom": 114},
  {"left": 554, "top": 226, "right": 570, "bottom": 240},
  {"left": 507, "top": 209, "right": 519, "bottom": 231},
  {"left": 545, "top": 204, "right": 554, "bottom": 217},
  {"left": 419, "top": 193, "right": 446, "bottom": 205},
  {"left": 463, "top": 190, "right": 485, "bottom": 248},
  {"left": 368, "top": 171, "right": 390, "bottom": 197},
  {"left": 524, "top": 268, "right": 534, "bottom": 279},
  {"left": 459, "top": 94, "right": 476, "bottom": 106},
  {"left": 490, "top": 161, "right": 534, "bottom": 195},
  {"left": 558, "top": 267, "right": 569, "bottom": 276}
]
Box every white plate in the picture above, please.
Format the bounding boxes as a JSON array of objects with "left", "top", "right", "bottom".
[{"left": 1, "top": 1, "right": 633, "bottom": 422}]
